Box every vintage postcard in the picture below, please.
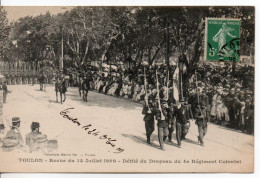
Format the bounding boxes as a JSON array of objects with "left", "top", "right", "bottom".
[{"left": 0, "top": 6, "right": 254, "bottom": 173}]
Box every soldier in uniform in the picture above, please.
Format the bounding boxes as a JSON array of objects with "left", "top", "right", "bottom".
[
  {"left": 168, "top": 100, "right": 177, "bottom": 142},
  {"left": 78, "top": 77, "right": 83, "bottom": 97},
  {"left": 142, "top": 95, "right": 155, "bottom": 144},
  {"left": 155, "top": 101, "right": 169, "bottom": 151},
  {"left": 2, "top": 81, "right": 10, "bottom": 103},
  {"left": 25, "top": 122, "right": 42, "bottom": 152},
  {"left": 82, "top": 75, "right": 91, "bottom": 102},
  {"left": 194, "top": 102, "right": 208, "bottom": 146},
  {"left": 39, "top": 74, "right": 43, "bottom": 90},
  {"left": 176, "top": 98, "right": 193, "bottom": 147},
  {"left": 3, "top": 117, "right": 24, "bottom": 151},
  {"left": 180, "top": 98, "right": 193, "bottom": 140}
]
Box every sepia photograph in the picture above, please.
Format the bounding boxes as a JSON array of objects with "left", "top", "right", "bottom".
[{"left": 0, "top": 6, "right": 255, "bottom": 173}]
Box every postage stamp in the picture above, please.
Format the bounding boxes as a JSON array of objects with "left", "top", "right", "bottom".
[{"left": 205, "top": 18, "right": 241, "bottom": 61}]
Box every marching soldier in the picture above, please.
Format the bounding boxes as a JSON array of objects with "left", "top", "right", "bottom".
[
  {"left": 3, "top": 117, "right": 24, "bottom": 151},
  {"left": 176, "top": 98, "right": 193, "bottom": 148},
  {"left": 155, "top": 101, "right": 169, "bottom": 151},
  {"left": 78, "top": 77, "right": 83, "bottom": 97},
  {"left": 180, "top": 98, "right": 193, "bottom": 140},
  {"left": 82, "top": 74, "right": 91, "bottom": 102},
  {"left": 142, "top": 95, "right": 155, "bottom": 144},
  {"left": 194, "top": 102, "right": 208, "bottom": 146},
  {"left": 168, "top": 101, "right": 177, "bottom": 142},
  {"left": 39, "top": 74, "right": 43, "bottom": 90}
]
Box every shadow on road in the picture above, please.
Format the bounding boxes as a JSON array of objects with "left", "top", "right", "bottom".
[
  {"left": 67, "top": 89, "right": 142, "bottom": 110},
  {"left": 150, "top": 134, "right": 180, "bottom": 148},
  {"left": 122, "top": 134, "right": 162, "bottom": 150},
  {"left": 216, "top": 125, "right": 253, "bottom": 136},
  {"left": 182, "top": 137, "right": 200, "bottom": 146}
]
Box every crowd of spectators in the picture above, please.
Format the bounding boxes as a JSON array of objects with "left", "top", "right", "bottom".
[{"left": 86, "top": 62, "right": 254, "bottom": 135}]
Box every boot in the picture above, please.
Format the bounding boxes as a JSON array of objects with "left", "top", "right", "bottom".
[{"left": 146, "top": 135, "right": 151, "bottom": 144}]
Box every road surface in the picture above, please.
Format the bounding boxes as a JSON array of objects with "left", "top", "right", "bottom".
[{"left": 0, "top": 84, "right": 254, "bottom": 172}]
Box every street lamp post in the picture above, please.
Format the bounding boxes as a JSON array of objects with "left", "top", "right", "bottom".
[{"left": 60, "top": 27, "right": 64, "bottom": 74}]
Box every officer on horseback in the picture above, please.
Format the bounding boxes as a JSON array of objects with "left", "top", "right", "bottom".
[
  {"left": 82, "top": 75, "right": 90, "bottom": 102},
  {"left": 55, "top": 74, "right": 69, "bottom": 104}
]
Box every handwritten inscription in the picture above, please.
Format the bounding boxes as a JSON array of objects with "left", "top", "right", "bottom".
[{"left": 60, "top": 108, "right": 124, "bottom": 153}]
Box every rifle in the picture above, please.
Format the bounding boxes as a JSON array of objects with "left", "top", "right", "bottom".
[
  {"left": 144, "top": 67, "right": 148, "bottom": 103},
  {"left": 156, "top": 69, "right": 165, "bottom": 120},
  {"left": 144, "top": 67, "right": 151, "bottom": 113},
  {"left": 166, "top": 70, "right": 169, "bottom": 101},
  {"left": 195, "top": 69, "right": 200, "bottom": 105}
]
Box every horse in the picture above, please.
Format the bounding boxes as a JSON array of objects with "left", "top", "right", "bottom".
[
  {"left": 55, "top": 79, "right": 68, "bottom": 104},
  {"left": 39, "top": 75, "right": 46, "bottom": 91}
]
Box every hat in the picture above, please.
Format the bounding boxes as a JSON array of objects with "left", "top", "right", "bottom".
[
  {"left": 0, "top": 124, "right": 5, "bottom": 130},
  {"left": 31, "top": 122, "right": 40, "bottom": 129},
  {"left": 161, "top": 101, "right": 168, "bottom": 108},
  {"left": 36, "top": 134, "right": 48, "bottom": 143},
  {"left": 12, "top": 117, "right": 20, "bottom": 123}
]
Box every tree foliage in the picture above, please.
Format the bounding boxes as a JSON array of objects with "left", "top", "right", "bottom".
[
  {"left": 5, "top": 6, "right": 254, "bottom": 78},
  {"left": 0, "top": 7, "right": 10, "bottom": 58}
]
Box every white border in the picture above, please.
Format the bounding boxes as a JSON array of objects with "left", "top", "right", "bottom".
[{"left": 0, "top": 0, "right": 257, "bottom": 6}]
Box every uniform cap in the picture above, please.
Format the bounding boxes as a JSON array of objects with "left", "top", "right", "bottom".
[
  {"left": 12, "top": 117, "right": 20, "bottom": 123},
  {"left": 161, "top": 101, "right": 168, "bottom": 108}
]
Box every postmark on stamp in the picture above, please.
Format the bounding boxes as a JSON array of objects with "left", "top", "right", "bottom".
[{"left": 205, "top": 18, "right": 241, "bottom": 61}]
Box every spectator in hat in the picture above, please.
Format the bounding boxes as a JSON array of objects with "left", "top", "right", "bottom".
[
  {"left": 3, "top": 117, "right": 24, "bottom": 151},
  {"left": 136, "top": 85, "right": 145, "bottom": 101},
  {"left": 127, "top": 81, "right": 133, "bottom": 98},
  {"left": 107, "top": 79, "right": 119, "bottom": 96},
  {"left": 132, "top": 82, "right": 140, "bottom": 102},
  {"left": 244, "top": 97, "right": 254, "bottom": 134},
  {"left": 25, "top": 122, "right": 42, "bottom": 152}
]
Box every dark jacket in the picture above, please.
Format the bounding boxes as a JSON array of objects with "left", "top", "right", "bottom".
[
  {"left": 176, "top": 104, "right": 193, "bottom": 124},
  {"left": 194, "top": 106, "right": 208, "bottom": 126},
  {"left": 142, "top": 104, "right": 155, "bottom": 122},
  {"left": 155, "top": 107, "right": 169, "bottom": 128}
]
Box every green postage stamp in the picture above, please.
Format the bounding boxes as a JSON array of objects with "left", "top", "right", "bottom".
[{"left": 205, "top": 18, "right": 241, "bottom": 61}]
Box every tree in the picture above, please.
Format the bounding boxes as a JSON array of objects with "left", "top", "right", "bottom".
[{"left": 0, "top": 7, "right": 10, "bottom": 58}]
